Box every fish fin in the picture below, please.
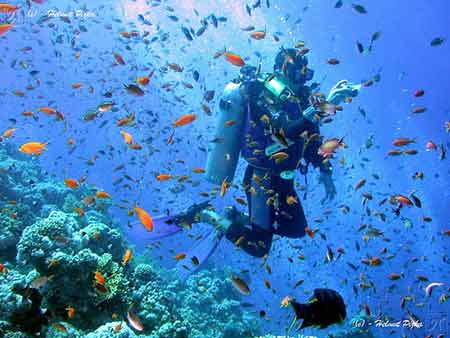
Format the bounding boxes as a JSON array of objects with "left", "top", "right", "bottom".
[{"left": 176, "top": 228, "right": 223, "bottom": 281}]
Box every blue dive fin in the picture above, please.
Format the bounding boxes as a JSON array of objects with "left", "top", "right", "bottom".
[
  {"left": 176, "top": 227, "right": 223, "bottom": 280},
  {"left": 131, "top": 214, "right": 183, "bottom": 241}
]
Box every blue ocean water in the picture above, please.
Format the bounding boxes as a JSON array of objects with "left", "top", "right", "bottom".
[{"left": 0, "top": 0, "right": 449, "bottom": 337}]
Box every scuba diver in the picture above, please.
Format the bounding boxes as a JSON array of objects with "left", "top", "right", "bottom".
[{"left": 142, "top": 47, "right": 361, "bottom": 277}]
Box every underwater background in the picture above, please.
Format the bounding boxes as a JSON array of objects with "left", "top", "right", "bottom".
[{"left": 0, "top": 0, "right": 449, "bottom": 337}]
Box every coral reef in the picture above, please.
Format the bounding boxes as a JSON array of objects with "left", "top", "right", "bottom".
[{"left": 0, "top": 143, "right": 258, "bottom": 337}]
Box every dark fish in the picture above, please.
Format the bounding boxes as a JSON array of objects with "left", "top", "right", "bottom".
[
  {"left": 181, "top": 26, "right": 193, "bottom": 41},
  {"left": 210, "top": 14, "right": 218, "bottom": 28},
  {"left": 410, "top": 193, "right": 422, "bottom": 208},
  {"left": 124, "top": 84, "right": 145, "bottom": 96},
  {"left": 352, "top": 4, "right": 367, "bottom": 14},
  {"left": 371, "top": 31, "right": 382, "bottom": 42},
  {"left": 335, "top": 0, "right": 343, "bottom": 8},
  {"left": 266, "top": 0, "right": 270, "bottom": 8},
  {"left": 252, "top": 0, "right": 261, "bottom": 9},
  {"left": 168, "top": 15, "right": 179, "bottom": 22},
  {"left": 246, "top": 4, "right": 252, "bottom": 16},
  {"left": 196, "top": 25, "right": 207, "bottom": 36},
  {"left": 217, "top": 17, "right": 227, "bottom": 22},
  {"left": 356, "top": 41, "right": 364, "bottom": 53},
  {"left": 203, "top": 90, "right": 215, "bottom": 102},
  {"left": 192, "top": 70, "right": 200, "bottom": 82},
  {"left": 289, "top": 289, "right": 346, "bottom": 331},
  {"left": 430, "top": 37, "right": 445, "bottom": 47}
]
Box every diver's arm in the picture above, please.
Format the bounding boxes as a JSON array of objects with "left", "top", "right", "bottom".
[
  {"left": 327, "top": 80, "right": 361, "bottom": 105},
  {"left": 303, "top": 125, "right": 336, "bottom": 202}
]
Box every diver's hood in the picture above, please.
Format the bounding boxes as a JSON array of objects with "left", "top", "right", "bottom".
[{"left": 274, "top": 47, "right": 314, "bottom": 85}]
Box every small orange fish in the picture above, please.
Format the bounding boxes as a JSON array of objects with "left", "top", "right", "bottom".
[
  {"left": 22, "top": 111, "right": 34, "bottom": 117},
  {"left": 94, "top": 271, "right": 105, "bottom": 286},
  {"left": 72, "top": 82, "right": 82, "bottom": 89},
  {"left": 129, "top": 143, "right": 142, "bottom": 150},
  {"left": 175, "top": 252, "right": 186, "bottom": 260},
  {"left": 250, "top": 30, "right": 266, "bottom": 40},
  {"left": 51, "top": 322, "right": 67, "bottom": 333},
  {"left": 134, "top": 206, "right": 153, "bottom": 231},
  {"left": 327, "top": 58, "right": 340, "bottom": 65},
  {"left": 370, "top": 256, "right": 382, "bottom": 266},
  {"left": 173, "top": 113, "right": 196, "bottom": 127},
  {"left": 156, "top": 174, "right": 172, "bottom": 181},
  {"left": 0, "top": 23, "right": 13, "bottom": 36},
  {"left": 305, "top": 227, "right": 314, "bottom": 239},
  {"left": 393, "top": 195, "right": 412, "bottom": 206},
  {"left": 412, "top": 106, "right": 427, "bottom": 114},
  {"left": 113, "top": 52, "right": 125, "bottom": 65},
  {"left": 393, "top": 137, "right": 415, "bottom": 147},
  {"left": 64, "top": 178, "right": 79, "bottom": 189},
  {"left": 96, "top": 191, "right": 111, "bottom": 199},
  {"left": 286, "top": 195, "right": 298, "bottom": 205},
  {"left": 0, "top": 263, "right": 8, "bottom": 273},
  {"left": 388, "top": 273, "right": 402, "bottom": 280},
  {"left": 223, "top": 52, "right": 245, "bottom": 66},
  {"left": 280, "top": 296, "right": 291, "bottom": 307},
  {"left": 19, "top": 142, "right": 47, "bottom": 155},
  {"left": 120, "top": 130, "right": 133, "bottom": 145},
  {"left": 38, "top": 107, "right": 57, "bottom": 115},
  {"left": 192, "top": 167, "right": 205, "bottom": 173},
  {"left": 2, "top": 128, "right": 16, "bottom": 138},
  {"left": 73, "top": 207, "right": 85, "bottom": 217},
  {"left": 113, "top": 323, "right": 122, "bottom": 332},
  {"left": 220, "top": 178, "right": 229, "bottom": 197},
  {"left": 122, "top": 248, "right": 133, "bottom": 265},
  {"left": 66, "top": 305, "right": 75, "bottom": 318},
  {"left": 0, "top": 4, "right": 19, "bottom": 13}
]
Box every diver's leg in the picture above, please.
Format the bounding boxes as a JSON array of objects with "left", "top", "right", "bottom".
[
  {"left": 225, "top": 223, "right": 273, "bottom": 258},
  {"left": 273, "top": 175, "right": 307, "bottom": 238}
]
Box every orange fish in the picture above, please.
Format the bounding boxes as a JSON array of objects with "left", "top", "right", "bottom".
[
  {"left": 73, "top": 207, "right": 85, "bottom": 217},
  {"left": 412, "top": 106, "right": 426, "bottom": 114},
  {"left": 129, "top": 143, "right": 142, "bottom": 150},
  {"left": 0, "top": 263, "right": 8, "bottom": 273},
  {"left": 327, "top": 58, "right": 340, "bottom": 65},
  {"left": 0, "top": 23, "right": 13, "bottom": 36},
  {"left": 120, "top": 130, "right": 133, "bottom": 145},
  {"left": 305, "top": 227, "right": 314, "bottom": 239},
  {"left": 19, "top": 142, "right": 47, "bottom": 155},
  {"left": 192, "top": 167, "right": 205, "bottom": 173},
  {"left": 2, "top": 128, "right": 16, "bottom": 138},
  {"left": 96, "top": 191, "right": 111, "bottom": 199},
  {"left": 220, "top": 178, "right": 229, "bottom": 197},
  {"left": 122, "top": 248, "right": 133, "bottom": 265},
  {"left": 175, "top": 252, "right": 186, "bottom": 260},
  {"left": 134, "top": 206, "right": 153, "bottom": 231},
  {"left": 22, "top": 111, "right": 34, "bottom": 117},
  {"left": 113, "top": 52, "right": 125, "bottom": 65},
  {"left": 38, "top": 107, "right": 57, "bottom": 115},
  {"left": 156, "top": 174, "right": 172, "bottom": 181},
  {"left": 393, "top": 137, "right": 415, "bottom": 147},
  {"left": 250, "top": 29, "right": 266, "bottom": 40},
  {"left": 224, "top": 52, "right": 245, "bottom": 66},
  {"left": 393, "top": 195, "right": 412, "bottom": 206},
  {"left": 72, "top": 82, "right": 82, "bottom": 89},
  {"left": 173, "top": 113, "right": 196, "bottom": 127},
  {"left": 280, "top": 295, "right": 291, "bottom": 307},
  {"left": 51, "top": 323, "right": 67, "bottom": 333},
  {"left": 64, "top": 178, "right": 79, "bottom": 189},
  {"left": 0, "top": 4, "right": 19, "bottom": 13},
  {"left": 66, "top": 305, "right": 75, "bottom": 318},
  {"left": 94, "top": 271, "right": 105, "bottom": 286}
]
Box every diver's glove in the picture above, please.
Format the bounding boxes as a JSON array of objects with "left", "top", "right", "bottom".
[
  {"left": 327, "top": 80, "right": 361, "bottom": 105},
  {"left": 319, "top": 169, "right": 336, "bottom": 204}
]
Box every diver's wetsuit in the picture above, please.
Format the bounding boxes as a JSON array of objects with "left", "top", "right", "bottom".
[{"left": 224, "top": 83, "right": 329, "bottom": 257}]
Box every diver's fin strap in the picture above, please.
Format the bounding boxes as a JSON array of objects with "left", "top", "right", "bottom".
[{"left": 265, "top": 140, "right": 294, "bottom": 156}]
